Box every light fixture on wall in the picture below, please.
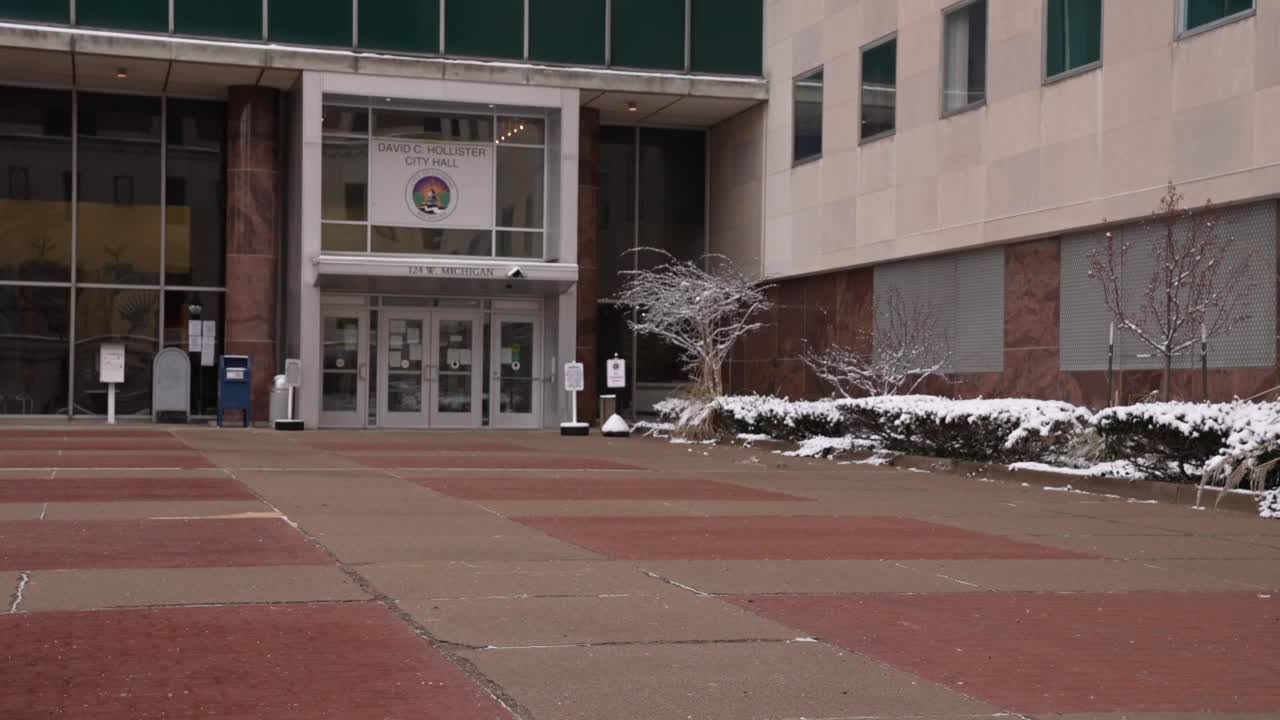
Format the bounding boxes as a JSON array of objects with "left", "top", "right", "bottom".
[
  {"left": 115, "top": 67, "right": 128, "bottom": 79},
  {"left": 626, "top": 101, "right": 638, "bottom": 112}
]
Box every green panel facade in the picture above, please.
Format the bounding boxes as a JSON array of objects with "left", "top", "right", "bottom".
[
  {"left": 270, "top": 0, "right": 352, "bottom": 47},
  {"left": 359, "top": 0, "right": 439, "bottom": 54},
  {"left": 175, "top": 0, "right": 261, "bottom": 39},
  {"left": 691, "top": 0, "right": 762, "bottom": 75},
  {"left": 445, "top": 0, "right": 523, "bottom": 59},
  {"left": 529, "top": 0, "right": 605, "bottom": 65},
  {"left": 611, "top": 0, "right": 684, "bottom": 70},
  {"left": 0, "top": 0, "right": 69, "bottom": 23},
  {"left": 77, "top": 0, "right": 167, "bottom": 32}
]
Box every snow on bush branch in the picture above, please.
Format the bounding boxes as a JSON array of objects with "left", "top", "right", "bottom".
[
  {"left": 616, "top": 249, "right": 772, "bottom": 408},
  {"left": 801, "top": 288, "right": 950, "bottom": 397},
  {"left": 1087, "top": 183, "right": 1254, "bottom": 400}
]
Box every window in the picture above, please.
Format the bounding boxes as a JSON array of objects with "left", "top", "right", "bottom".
[
  {"left": 1046, "top": 0, "right": 1101, "bottom": 79},
  {"left": 861, "top": 36, "right": 897, "bottom": 141},
  {"left": 793, "top": 67, "right": 824, "bottom": 165},
  {"left": 1182, "top": 0, "right": 1254, "bottom": 32},
  {"left": 942, "top": 0, "right": 987, "bottom": 115},
  {"left": 0, "top": 85, "right": 229, "bottom": 417},
  {"left": 320, "top": 101, "right": 548, "bottom": 259}
]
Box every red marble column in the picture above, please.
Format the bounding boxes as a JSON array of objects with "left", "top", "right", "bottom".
[
  {"left": 576, "top": 107, "right": 601, "bottom": 423},
  {"left": 224, "top": 86, "right": 280, "bottom": 424}
]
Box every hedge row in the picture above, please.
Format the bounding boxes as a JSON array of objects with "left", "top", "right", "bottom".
[{"left": 658, "top": 395, "right": 1280, "bottom": 489}]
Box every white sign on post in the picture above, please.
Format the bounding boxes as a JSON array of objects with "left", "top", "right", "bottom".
[
  {"left": 368, "top": 140, "right": 495, "bottom": 230},
  {"left": 99, "top": 343, "right": 125, "bottom": 384},
  {"left": 284, "top": 358, "right": 303, "bottom": 387},
  {"left": 100, "top": 343, "right": 125, "bottom": 425},
  {"left": 606, "top": 358, "right": 627, "bottom": 388},
  {"left": 187, "top": 320, "right": 202, "bottom": 352},
  {"left": 563, "top": 362, "right": 585, "bottom": 392}
]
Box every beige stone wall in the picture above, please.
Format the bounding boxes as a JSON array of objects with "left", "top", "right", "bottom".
[
  {"left": 708, "top": 104, "right": 767, "bottom": 276},
  {"left": 762, "top": 0, "right": 1280, "bottom": 279}
]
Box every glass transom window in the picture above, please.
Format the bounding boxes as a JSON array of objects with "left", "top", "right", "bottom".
[{"left": 321, "top": 100, "right": 549, "bottom": 260}]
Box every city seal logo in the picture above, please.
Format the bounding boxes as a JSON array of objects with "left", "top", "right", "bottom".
[{"left": 406, "top": 170, "right": 456, "bottom": 222}]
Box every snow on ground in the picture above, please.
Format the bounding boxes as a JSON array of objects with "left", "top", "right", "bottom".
[
  {"left": 1009, "top": 460, "right": 1146, "bottom": 480},
  {"left": 780, "top": 435, "right": 878, "bottom": 459}
]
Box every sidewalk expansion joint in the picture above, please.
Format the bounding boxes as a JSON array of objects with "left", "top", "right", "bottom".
[
  {"left": 640, "top": 569, "right": 709, "bottom": 596},
  {"left": 226, "top": 470, "right": 536, "bottom": 720},
  {"left": 8, "top": 572, "right": 29, "bottom": 613},
  {"left": 476, "top": 636, "right": 812, "bottom": 652}
]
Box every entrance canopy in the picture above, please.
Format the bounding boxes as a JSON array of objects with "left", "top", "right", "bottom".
[{"left": 313, "top": 254, "right": 578, "bottom": 297}]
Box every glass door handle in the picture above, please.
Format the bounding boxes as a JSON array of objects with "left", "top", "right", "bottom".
[{"left": 358, "top": 363, "right": 368, "bottom": 382}]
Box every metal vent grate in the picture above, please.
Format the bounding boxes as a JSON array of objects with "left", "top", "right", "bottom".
[{"left": 1060, "top": 200, "right": 1276, "bottom": 371}]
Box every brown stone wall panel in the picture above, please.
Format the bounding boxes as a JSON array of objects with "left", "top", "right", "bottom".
[
  {"left": 1059, "top": 370, "right": 1109, "bottom": 408},
  {"left": 577, "top": 186, "right": 600, "bottom": 271},
  {"left": 227, "top": 87, "right": 279, "bottom": 172},
  {"left": 1004, "top": 238, "right": 1061, "bottom": 349},
  {"left": 225, "top": 255, "right": 276, "bottom": 342},
  {"left": 226, "top": 170, "right": 278, "bottom": 257},
  {"left": 743, "top": 360, "right": 777, "bottom": 395},
  {"left": 578, "top": 107, "right": 601, "bottom": 185},
  {"left": 224, "top": 339, "right": 276, "bottom": 422},
  {"left": 1001, "top": 348, "right": 1061, "bottom": 399},
  {"left": 775, "top": 358, "right": 806, "bottom": 398},
  {"left": 730, "top": 359, "right": 745, "bottom": 394},
  {"left": 834, "top": 268, "right": 873, "bottom": 351}
]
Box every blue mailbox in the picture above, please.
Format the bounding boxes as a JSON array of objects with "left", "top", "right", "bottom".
[{"left": 217, "top": 354, "right": 253, "bottom": 428}]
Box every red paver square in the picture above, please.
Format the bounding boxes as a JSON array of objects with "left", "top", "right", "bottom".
[
  {"left": 0, "top": 439, "right": 190, "bottom": 451},
  {"left": 357, "top": 454, "right": 642, "bottom": 471},
  {"left": 0, "top": 603, "right": 512, "bottom": 720},
  {"left": 731, "top": 592, "right": 1280, "bottom": 714},
  {"left": 514, "top": 516, "right": 1092, "bottom": 560},
  {"left": 0, "top": 430, "right": 174, "bottom": 439},
  {"left": 0, "top": 453, "right": 212, "bottom": 469},
  {"left": 0, "top": 476, "right": 256, "bottom": 503},
  {"left": 0, "top": 518, "right": 329, "bottom": 570},
  {"left": 309, "top": 439, "right": 538, "bottom": 453},
  {"left": 414, "top": 475, "right": 804, "bottom": 501}
]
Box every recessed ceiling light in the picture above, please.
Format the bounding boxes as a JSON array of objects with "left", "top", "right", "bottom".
[{"left": 115, "top": 67, "right": 128, "bottom": 79}]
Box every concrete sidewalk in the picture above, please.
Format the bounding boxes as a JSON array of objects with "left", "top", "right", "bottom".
[{"left": 2, "top": 426, "right": 1278, "bottom": 719}]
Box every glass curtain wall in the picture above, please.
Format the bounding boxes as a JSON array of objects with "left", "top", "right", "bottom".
[
  {"left": 597, "top": 126, "right": 707, "bottom": 414},
  {"left": 321, "top": 99, "right": 547, "bottom": 259},
  {"left": 0, "top": 85, "right": 227, "bottom": 417}
]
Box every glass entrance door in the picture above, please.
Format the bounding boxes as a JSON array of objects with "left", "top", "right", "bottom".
[
  {"left": 377, "top": 310, "right": 429, "bottom": 428},
  {"left": 320, "top": 310, "right": 368, "bottom": 428},
  {"left": 430, "top": 313, "right": 482, "bottom": 428},
  {"left": 491, "top": 315, "right": 541, "bottom": 429}
]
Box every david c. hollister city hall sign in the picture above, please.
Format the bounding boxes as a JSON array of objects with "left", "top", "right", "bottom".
[{"left": 368, "top": 139, "right": 495, "bottom": 230}]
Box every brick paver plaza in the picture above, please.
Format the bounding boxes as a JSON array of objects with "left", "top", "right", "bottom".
[{"left": 2, "top": 427, "right": 1278, "bottom": 719}]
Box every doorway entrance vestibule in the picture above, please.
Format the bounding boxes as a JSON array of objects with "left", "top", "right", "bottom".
[{"left": 319, "top": 299, "right": 543, "bottom": 429}]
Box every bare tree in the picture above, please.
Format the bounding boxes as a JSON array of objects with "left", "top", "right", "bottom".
[
  {"left": 1087, "top": 183, "right": 1253, "bottom": 400},
  {"left": 616, "top": 249, "right": 772, "bottom": 401},
  {"left": 802, "top": 288, "right": 950, "bottom": 397}
]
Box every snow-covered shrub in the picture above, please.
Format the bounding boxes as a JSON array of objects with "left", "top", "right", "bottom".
[
  {"left": 842, "top": 396, "right": 1090, "bottom": 463},
  {"left": 1092, "top": 403, "right": 1241, "bottom": 484},
  {"left": 655, "top": 395, "right": 853, "bottom": 442},
  {"left": 1260, "top": 487, "right": 1280, "bottom": 519},
  {"left": 654, "top": 397, "right": 697, "bottom": 422},
  {"left": 715, "top": 395, "right": 852, "bottom": 441},
  {"left": 652, "top": 396, "right": 723, "bottom": 440},
  {"left": 1198, "top": 403, "right": 1280, "bottom": 505}
]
